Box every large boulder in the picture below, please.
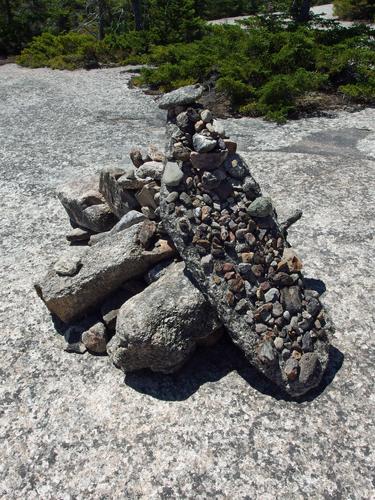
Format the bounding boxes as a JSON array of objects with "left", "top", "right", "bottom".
[
  {"left": 35, "top": 223, "right": 175, "bottom": 323},
  {"left": 107, "top": 262, "right": 222, "bottom": 374},
  {"left": 57, "top": 176, "right": 116, "bottom": 233}
]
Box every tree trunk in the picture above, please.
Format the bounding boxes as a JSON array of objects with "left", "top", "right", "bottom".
[
  {"left": 98, "top": 0, "right": 105, "bottom": 40},
  {"left": 131, "top": 0, "right": 143, "bottom": 31},
  {"left": 291, "top": 0, "right": 311, "bottom": 22},
  {"left": 4, "top": 0, "right": 13, "bottom": 25}
]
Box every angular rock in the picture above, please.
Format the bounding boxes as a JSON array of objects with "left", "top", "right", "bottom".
[
  {"left": 66, "top": 227, "right": 91, "bottom": 244},
  {"left": 193, "top": 134, "right": 217, "bottom": 153},
  {"left": 158, "top": 84, "right": 204, "bottom": 110},
  {"left": 135, "top": 183, "right": 159, "bottom": 210},
  {"left": 35, "top": 223, "right": 174, "bottom": 323},
  {"left": 201, "top": 109, "right": 213, "bottom": 123},
  {"left": 299, "top": 352, "right": 321, "bottom": 385},
  {"left": 163, "top": 162, "right": 184, "bottom": 187},
  {"left": 248, "top": 197, "right": 274, "bottom": 218},
  {"left": 148, "top": 144, "right": 165, "bottom": 163},
  {"left": 172, "top": 142, "right": 191, "bottom": 161},
  {"left": 82, "top": 322, "right": 108, "bottom": 354},
  {"left": 112, "top": 210, "right": 146, "bottom": 233},
  {"left": 57, "top": 176, "right": 116, "bottom": 232},
  {"left": 281, "top": 286, "right": 303, "bottom": 315},
  {"left": 88, "top": 210, "right": 146, "bottom": 246},
  {"left": 130, "top": 148, "right": 146, "bottom": 168},
  {"left": 99, "top": 168, "right": 139, "bottom": 218},
  {"left": 224, "top": 154, "right": 248, "bottom": 180},
  {"left": 277, "top": 248, "right": 303, "bottom": 273},
  {"left": 136, "top": 161, "right": 164, "bottom": 181},
  {"left": 107, "top": 262, "right": 221, "bottom": 374}
]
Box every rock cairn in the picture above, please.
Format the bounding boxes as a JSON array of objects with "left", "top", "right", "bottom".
[
  {"left": 159, "top": 85, "right": 333, "bottom": 397},
  {"left": 35, "top": 84, "right": 333, "bottom": 397}
]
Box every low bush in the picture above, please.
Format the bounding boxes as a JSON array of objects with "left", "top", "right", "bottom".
[
  {"left": 16, "top": 32, "right": 102, "bottom": 70},
  {"left": 138, "top": 20, "right": 375, "bottom": 122}
]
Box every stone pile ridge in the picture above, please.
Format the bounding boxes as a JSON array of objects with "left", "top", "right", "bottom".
[{"left": 35, "top": 84, "right": 333, "bottom": 398}]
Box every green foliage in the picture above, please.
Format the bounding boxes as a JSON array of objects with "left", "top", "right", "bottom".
[
  {"left": 138, "top": 21, "right": 375, "bottom": 121},
  {"left": 16, "top": 32, "right": 101, "bottom": 69},
  {"left": 333, "top": 0, "right": 375, "bottom": 21}
]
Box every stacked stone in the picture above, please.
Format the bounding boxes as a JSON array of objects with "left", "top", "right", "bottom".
[{"left": 159, "top": 85, "right": 332, "bottom": 397}]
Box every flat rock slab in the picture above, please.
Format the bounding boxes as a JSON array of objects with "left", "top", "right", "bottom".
[
  {"left": 108, "top": 261, "right": 221, "bottom": 373},
  {"left": 35, "top": 222, "right": 173, "bottom": 323}
]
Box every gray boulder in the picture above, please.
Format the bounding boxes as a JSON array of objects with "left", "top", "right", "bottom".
[
  {"left": 35, "top": 223, "right": 175, "bottom": 323},
  {"left": 57, "top": 176, "right": 116, "bottom": 233},
  {"left": 158, "top": 84, "right": 204, "bottom": 110},
  {"left": 107, "top": 262, "right": 221, "bottom": 374}
]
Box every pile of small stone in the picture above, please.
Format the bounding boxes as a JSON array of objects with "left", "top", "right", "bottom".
[
  {"left": 159, "top": 84, "right": 333, "bottom": 396},
  {"left": 35, "top": 84, "right": 332, "bottom": 397}
]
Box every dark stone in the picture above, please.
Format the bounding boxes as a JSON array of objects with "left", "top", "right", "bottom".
[
  {"left": 138, "top": 220, "right": 157, "bottom": 249},
  {"left": 299, "top": 352, "right": 321, "bottom": 385},
  {"left": 281, "top": 286, "right": 302, "bottom": 315},
  {"left": 190, "top": 151, "right": 228, "bottom": 171},
  {"left": 284, "top": 358, "right": 299, "bottom": 381}
]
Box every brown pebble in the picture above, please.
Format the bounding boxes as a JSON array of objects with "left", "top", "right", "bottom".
[
  {"left": 241, "top": 252, "right": 254, "bottom": 263},
  {"left": 229, "top": 276, "right": 245, "bottom": 293},
  {"left": 213, "top": 276, "right": 221, "bottom": 285},
  {"left": 223, "top": 262, "right": 235, "bottom": 273},
  {"left": 226, "top": 291, "right": 235, "bottom": 306}
]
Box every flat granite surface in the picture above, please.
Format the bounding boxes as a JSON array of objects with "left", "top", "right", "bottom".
[{"left": 0, "top": 64, "right": 374, "bottom": 499}]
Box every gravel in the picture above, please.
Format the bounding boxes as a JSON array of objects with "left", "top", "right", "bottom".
[{"left": 0, "top": 64, "right": 374, "bottom": 498}]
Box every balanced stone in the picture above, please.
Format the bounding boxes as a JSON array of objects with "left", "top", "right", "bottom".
[{"left": 158, "top": 84, "right": 204, "bottom": 110}]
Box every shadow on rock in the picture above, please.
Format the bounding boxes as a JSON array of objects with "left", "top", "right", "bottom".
[{"left": 125, "top": 334, "right": 344, "bottom": 403}]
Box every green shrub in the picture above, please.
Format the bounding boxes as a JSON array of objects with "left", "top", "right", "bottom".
[
  {"left": 16, "top": 32, "right": 101, "bottom": 69},
  {"left": 137, "top": 20, "right": 374, "bottom": 122},
  {"left": 333, "top": 0, "right": 375, "bottom": 21}
]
